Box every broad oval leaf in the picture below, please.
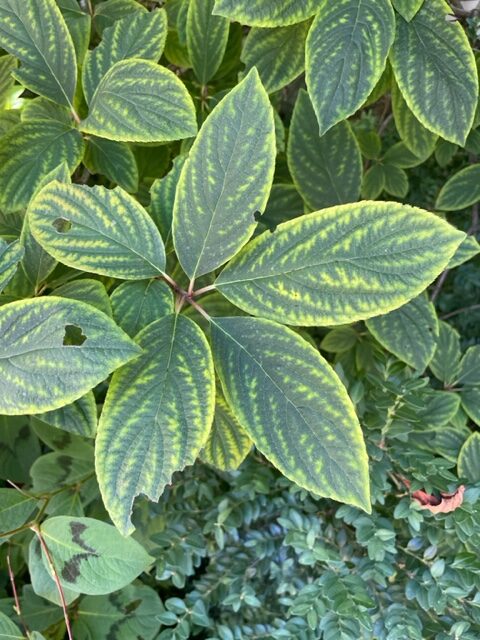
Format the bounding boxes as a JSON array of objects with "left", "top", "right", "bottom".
[
  {"left": 0, "top": 239, "right": 23, "bottom": 293},
  {"left": 458, "top": 432, "right": 480, "bottom": 483},
  {"left": 39, "top": 516, "right": 153, "bottom": 594},
  {"left": 0, "top": 0, "right": 77, "bottom": 107},
  {"left": 93, "top": 0, "right": 147, "bottom": 35},
  {"left": 0, "top": 488, "right": 36, "bottom": 535},
  {"left": 173, "top": 68, "right": 276, "bottom": 279},
  {"left": 29, "top": 537, "right": 79, "bottom": 606},
  {"left": 53, "top": 279, "right": 112, "bottom": 317},
  {"left": 216, "top": 202, "right": 465, "bottom": 326},
  {"left": 390, "top": 0, "right": 478, "bottom": 146},
  {"left": 213, "top": 0, "right": 321, "bottom": 27},
  {"left": 34, "top": 391, "right": 98, "bottom": 438},
  {"left": 211, "top": 317, "right": 370, "bottom": 510},
  {"left": 366, "top": 294, "right": 438, "bottom": 371},
  {"left": 306, "top": 0, "right": 395, "bottom": 136},
  {"left": 0, "top": 120, "right": 84, "bottom": 213},
  {"left": 96, "top": 314, "right": 215, "bottom": 535},
  {"left": 187, "top": 0, "right": 229, "bottom": 84},
  {"left": 82, "top": 9, "right": 168, "bottom": 104},
  {"left": 28, "top": 181, "right": 166, "bottom": 279},
  {"left": 392, "top": 81, "right": 437, "bottom": 158},
  {"left": 429, "top": 321, "right": 462, "bottom": 385},
  {"left": 287, "top": 89, "right": 362, "bottom": 210},
  {"left": 0, "top": 296, "right": 141, "bottom": 415},
  {"left": 241, "top": 21, "right": 310, "bottom": 94},
  {"left": 81, "top": 59, "right": 197, "bottom": 143},
  {"left": 435, "top": 165, "right": 480, "bottom": 211}
]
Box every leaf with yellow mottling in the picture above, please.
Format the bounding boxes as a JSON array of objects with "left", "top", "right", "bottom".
[
  {"left": 110, "top": 279, "right": 173, "bottom": 338},
  {"left": 187, "top": 0, "right": 229, "bottom": 84},
  {"left": 213, "top": 0, "right": 321, "bottom": 27},
  {"left": 0, "top": 239, "right": 23, "bottom": 293}
]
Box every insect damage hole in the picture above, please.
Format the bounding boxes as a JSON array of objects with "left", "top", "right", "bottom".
[
  {"left": 53, "top": 217, "right": 73, "bottom": 233},
  {"left": 63, "top": 324, "right": 87, "bottom": 346}
]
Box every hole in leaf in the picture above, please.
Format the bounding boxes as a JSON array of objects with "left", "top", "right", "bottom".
[
  {"left": 63, "top": 324, "right": 87, "bottom": 346},
  {"left": 53, "top": 217, "right": 72, "bottom": 233}
]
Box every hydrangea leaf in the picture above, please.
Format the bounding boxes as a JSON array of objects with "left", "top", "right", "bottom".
[
  {"left": 0, "top": 239, "right": 23, "bottom": 293},
  {"left": 34, "top": 391, "right": 98, "bottom": 438},
  {"left": 392, "top": 81, "right": 437, "bottom": 158},
  {"left": 213, "top": 0, "right": 321, "bottom": 27},
  {"left": 458, "top": 432, "right": 480, "bottom": 483},
  {"left": 391, "top": 0, "right": 424, "bottom": 21},
  {"left": 435, "top": 165, "right": 480, "bottom": 211},
  {"left": 187, "top": 0, "right": 229, "bottom": 84},
  {"left": 84, "top": 136, "right": 139, "bottom": 193}
]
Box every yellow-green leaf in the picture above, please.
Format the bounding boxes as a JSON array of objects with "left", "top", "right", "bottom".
[
  {"left": 58, "top": 0, "right": 91, "bottom": 65},
  {"left": 53, "top": 279, "right": 112, "bottom": 317},
  {"left": 96, "top": 314, "right": 215, "bottom": 535},
  {"left": 287, "top": 89, "right": 362, "bottom": 210},
  {"left": 34, "top": 391, "right": 97, "bottom": 438},
  {"left": 0, "top": 296, "right": 141, "bottom": 415},
  {"left": 211, "top": 317, "right": 370, "bottom": 511},
  {"left": 213, "top": 0, "right": 321, "bottom": 27},
  {"left": 0, "top": 239, "right": 23, "bottom": 293},
  {"left": 216, "top": 202, "right": 464, "bottom": 326},
  {"left": 435, "top": 164, "right": 480, "bottom": 211},
  {"left": 28, "top": 182, "right": 166, "bottom": 279},
  {"left": 392, "top": 81, "right": 437, "bottom": 158},
  {"left": 458, "top": 432, "right": 480, "bottom": 483},
  {"left": 0, "top": 0, "right": 77, "bottom": 107},
  {"left": 390, "top": 0, "right": 478, "bottom": 146},
  {"left": 306, "top": 0, "right": 395, "bottom": 136},
  {"left": 173, "top": 68, "right": 275, "bottom": 279},
  {"left": 241, "top": 21, "right": 310, "bottom": 94},
  {"left": 187, "top": 0, "right": 229, "bottom": 84},
  {"left": 81, "top": 59, "right": 197, "bottom": 143},
  {"left": 0, "top": 54, "right": 17, "bottom": 110},
  {"left": 82, "top": 9, "right": 168, "bottom": 104}
]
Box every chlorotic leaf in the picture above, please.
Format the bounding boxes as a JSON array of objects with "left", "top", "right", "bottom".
[
  {"left": 392, "top": 0, "right": 424, "bottom": 21},
  {"left": 201, "top": 389, "right": 252, "bottom": 471},
  {"left": 28, "top": 181, "right": 166, "bottom": 279},
  {"left": 58, "top": 0, "right": 91, "bottom": 65},
  {"left": 366, "top": 294, "right": 438, "bottom": 371},
  {"left": 306, "top": 0, "right": 395, "bottom": 136},
  {"left": 81, "top": 59, "right": 197, "bottom": 143},
  {"left": 173, "top": 68, "right": 276, "bottom": 279},
  {"left": 96, "top": 314, "right": 215, "bottom": 535},
  {"left": 0, "top": 488, "right": 36, "bottom": 534},
  {"left": 447, "top": 235, "right": 480, "bottom": 269},
  {"left": 82, "top": 9, "right": 168, "bottom": 104},
  {"left": 0, "top": 53, "right": 17, "bottom": 110},
  {"left": 93, "top": 0, "right": 147, "bottom": 35},
  {"left": 458, "top": 432, "right": 480, "bottom": 483},
  {"left": 0, "top": 296, "right": 141, "bottom": 415},
  {"left": 34, "top": 391, "right": 98, "bottom": 438},
  {"left": 436, "top": 165, "right": 480, "bottom": 211},
  {"left": 429, "top": 320, "right": 462, "bottom": 385},
  {"left": 392, "top": 81, "right": 437, "bottom": 158},
  {"left": 110, "top": 279, "right": 174, "bottom": 338},
  {"left": 390, "top": 0, "right": 478, "bottom": 146},
  {"left": 213, "top": 0, "right": 321, "bottom": 27},
  {"left": 287, "top": 89, "right": 362, "bottom": 210},
  {"left": 241, "top": 21, "right": 310, "bottom": 94},
  {"left": 0, "top": 239, "right": 23, "bottom": 293},
  {"left": 187, "top": 0, "right": 229, "bottom": 84},
  {"left": 0, "top": 120, "right": 84, "bottom": 213},
  {"left": 216, "top": 202, "right": 465, "bottom": 326},
  {"left": 0, "top": 0, "right": 77, "bottom": 107},
  {"left": 456, "top": 345, "right": 480, "bottom": 387},
  {"left": 53, "top": 279, "right": 112, "bottom": 317},
  {"left": 149, "top": 155, "right": 186, "bottom": 245},
  {"left": 211, "top": 317, "right": 370, "bottom": 510},
  {"left": 39, "top": 516, "right": 153, "bottom": 594},
  {"left": 84, "top": 136, "right": 139, "bottom": 193},
  {"left": 462, "top": 388, "right": 480, "bottom": 427}
]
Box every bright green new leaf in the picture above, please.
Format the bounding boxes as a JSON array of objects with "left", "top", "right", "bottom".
[
  {"left": 458, "top": 432, "right": 480, "bottom": 483},
  {"left": 34, "top": 391, "right": 97, "bottom": 438},
  {"left": 213, "top": 0, "right": 320, "bottom": 26},
  {"left": 173, "top": 68, "right": 276, "bottom": 279},
  {"left": 462, "top": 388, "right": 480, "bottom": 426},
  {"left": 391, "top": 0, "right": 424, "bottom": 21},
  {"left": 82, "top": 9, "right": 167, "bottom": 104},
  {"left": 53, "top": 279, "right": 112, "bottom": 317},
  {"left": 0, "top": 120, "right": 84, "bottom": 213},
  {"left": 96, "top": 314, "right": 215, "bottom": 535},
  {"left": 216, "top": 202, "right": 465, "bottom": 326},
  {"left": 305, "top": 0, "right": 395, "bottom": 136},
  {"left": 0, "top": 296, "right": 141, "bottom": 415},
  {"left": 0, "top": 488, "right": 36, "bottom": 534},
  {"left": 39, "top": 516, "right": 153, "bottom": 594},
  {"left": 0, "top": 612, "right": 23, "bottom": 639},
  {"left": 390, "top": 0, "right": 478, "bottom": 146},
  {"left": 28, "top": 182, "right": 166, "bottom": 279},
  {"left": 366, "top": 295, "right": 438, "bottom": 371},
  {"left": 84, "top": 136, "right": 139, "bottom": 193},
  {"left": 0, "top": 0, "right": 77, "bottom": 107},
  {"left": 201, "top": 390, "right": 252, "bottom": 471},
  {"left": 436, "top": 165, "right": 480, "bottom": 211},
  {"left": 241, "top": 21, "right": 310, "bottom": 94},
  {"left": 187, "top": 0, "right": 229, "bottom": 84},
  {"left": 287, "top": 89, "right": 362, "bottom": 210},
  {"left": 456, "top": 346, "right": 480, "bottom": 387},
  {"left": 429, "top": 320, "right": 462, "bottom": 385},
  {"left": 81, "top": 59, "right": 197, "bottom": 143},
  {"left": 211, "top": 317, "right": 370, "bottom": 510},
  {"left": 29, "top": 537, "right": 79, "bottom": 606},
  {"left": 392, "top": 81, "right": 437, "bottom": 158},
  {"left": 111, "top": 279, "right": 173, "bottom": 338},
  {"left": 0, "top": 239, "right": 23, "bottom": 293}
]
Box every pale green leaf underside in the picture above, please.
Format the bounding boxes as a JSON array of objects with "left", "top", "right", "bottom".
[
  {"left": 82, "top": 9, "right": 167, "bottom": 104},
  {"left": 213, "top": 0, "right": 321, "bottom": 26},
  {"left": 390, "top": 0, "right": 478, "bottom": 146},
  {"left": 0, "top": 239, "right": 24, "bottom": 293},
  {"left": 458, "top": 432, "right": 480, "bottom": 483},
  {"left": 40, "top": 516, "right": 153, "bottom": 594},
  {"left": 96, "top": 314, "right": 215, "bottom": 535},
  {"left": 173, "top": 68, "right": 276, "bottom": 279},
  {"left": 436, "top": 164, "right": 480, "bottom": 211},
  {"left": 110, "top": 279, "right": 173, "bottom": 338},
  {"left": 28, "top": 181, "right": 166, "bottom": 279},
  {"left": 0, "top": 296, "right": 141, "bottom": 415},
  {"left": 0, "top": 0, "right": 77, "bottom": 107},
  {"left": 211, "top": 317, "right": 370, "bottom": 510},
  {"left": 187, "top": 0, "right": 229, "bottom": 84},
  {"left": 366, "top": 294, "right": 439, "bottom": 371},
  {"left": 216, "top": 201, "right": 465, "bottom": 326},
  {"left": 288, "top": 89, "right": 362, "bottom": 211},
  {"left": 306, "top": 0, "right": 395, "bottom": 136},
  {"left": 81, "top": 59, "right": 197, "bottom": 143}
]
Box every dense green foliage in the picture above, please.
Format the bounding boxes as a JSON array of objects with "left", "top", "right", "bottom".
[{"left": 0, "top": 0, "right": 480, "bottom": 638}]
